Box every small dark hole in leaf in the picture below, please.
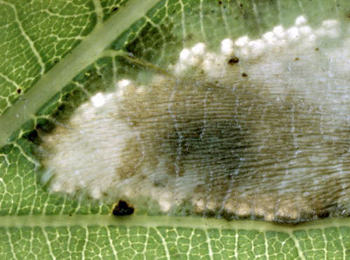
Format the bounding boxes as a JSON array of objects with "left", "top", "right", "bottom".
[
  {"left": 241, "top": 72, "right": 248, "bottom": 77},
  {"left": 112, "top": 7, "right": 119, "bottom": 11},
  {"left": 218, "top": 1, "right": 222, "bottom": 4},
  {"left": 112, "top": 200, "right": 134, "bottom": 216},
  {"left": 16, "top": 88, "right": 22, "bottom": 94}
]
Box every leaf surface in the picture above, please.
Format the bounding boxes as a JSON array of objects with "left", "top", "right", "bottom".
[{"left": 0, "top": 0, "right": 350, "bottom": 258}]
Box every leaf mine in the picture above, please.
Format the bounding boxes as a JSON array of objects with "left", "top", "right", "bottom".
[{"left": 40, "top": 15, "right": 350, "bottom": 223}]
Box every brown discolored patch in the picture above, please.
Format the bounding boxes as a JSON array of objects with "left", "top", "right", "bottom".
[
  {"left": 112, "top": 200, "right": 134, "bottom": 216},
  {"left": 294, "top": 57, "right": 300, "bottom": 61},
  {"left": 241, "top": 72, "right": 248, "bottom": 77},
  {"left": 228, "top": 57, "right": 239, "bottom": 65},
  {"left": 16, "top": 88, "right": 22, "bottom": 94},
  {"left": 36, "top": 119, "right": 56, "bottom": 133},
  {"left": 346, "top": 11, "right": 350, "bottom": 20},
  {"left": 186, "top": 33, "right": 194, "bottom": 41}
]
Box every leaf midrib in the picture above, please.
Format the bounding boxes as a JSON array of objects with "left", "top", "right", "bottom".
[
  {"left": 1, "top": 215, "right": 349, "bottom": 231},
  {"left": 0, "top": 0, "right": 159, "bottom": 148}
]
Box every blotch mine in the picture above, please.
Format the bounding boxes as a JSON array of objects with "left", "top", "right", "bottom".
[{"left": 40, "top": 15, "right": 350, "bottom": 223}]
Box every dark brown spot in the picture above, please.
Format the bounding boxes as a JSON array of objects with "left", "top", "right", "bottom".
[
  {"left": 241, "top": 72, "right": 248, "bottom": 77},
  {"left": 16, "top": 88, "right": 22, "bottom": 94},
  {"left": 315, "top": 48, "right": 319, "bottom": 51},
  {"left": 228, "top": 57, "right": 239, "bottom": 65},
  {"left": 346, "top": 12, "right": 350, "bottom": 20},
  {"left": 186, "top": 33, "right": 194, "bottom": 41},
  {"left": 112, "top": 200, "right": 134, "bottom": 216},
  {"left": 112, "top": 7, "right": 119, "bottom": 11},
  {"left": 294, "top": 57, "right": 300, "bottom": 61},
  {"left": 23, "top": 130, "right": 42, "bottom": 145},
  {"left": 218, "top": 1, "right": 222, "bottom": 4},
  {"left": 317, "top": 210, "right": 330, "bottom": 218},
  {"left": 239, "top": 3, "right": 243, "bottom": 8}
]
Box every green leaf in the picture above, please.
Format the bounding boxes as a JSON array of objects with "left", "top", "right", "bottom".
[{"left": 1, "top": 0, "right": 350, "bottom": 258}]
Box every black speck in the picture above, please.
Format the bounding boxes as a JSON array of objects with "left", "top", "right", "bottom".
[
  {"left": 23, "top": 130, "right": 41, "bottom": 145},
  {"left": 228, "top": 57, "right": 239, "bottom": 65},
  {"left": 241, "top": 72, "right": 248, "bottom": 77},
  {"left": 239, "top": 3, "right": 243, "bottom": 8},
  {"left": 317, "top": 210, "right": 330, "bottom": 218},
  {"left": 112, "top": 200, "right": 134, "bottom": 216},
  {"left": 28, "top": 130, "right": 38, "bottom": 141},
  {"left": 218, "top": 1, "right": 222, "bottom": 4},
  {"left": 16, "top": 88, "right": 22, "bottom": 94},
  {"left": 112, "top": 7, "right": 119, "bottom": 11}
]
